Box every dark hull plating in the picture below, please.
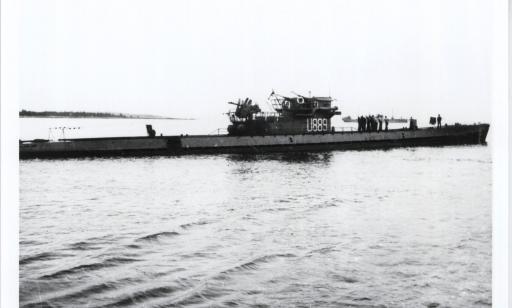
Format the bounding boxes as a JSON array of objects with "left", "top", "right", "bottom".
[{"left": 19, "top": 124, "right": 489, "bottom": 159}]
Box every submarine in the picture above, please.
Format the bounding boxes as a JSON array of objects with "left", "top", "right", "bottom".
[{"left": 19, "top": 91, "right": 489, "bottom": 159}]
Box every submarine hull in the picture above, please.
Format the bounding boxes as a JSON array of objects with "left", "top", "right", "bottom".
[{"left": 19, "top": 124, "right": 489, "bottom": 159}]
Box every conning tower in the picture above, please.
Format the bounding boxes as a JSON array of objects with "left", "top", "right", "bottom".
[{"left": 227, "top": 91, "right": 341, "bottom": 136}]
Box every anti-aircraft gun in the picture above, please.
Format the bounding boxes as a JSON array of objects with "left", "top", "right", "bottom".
[
  {"left": 227, "top": 98, "right": 266, "bottom": 135},
  {"left": 228, "top": 98, "right": 261, "bottom": 120}
]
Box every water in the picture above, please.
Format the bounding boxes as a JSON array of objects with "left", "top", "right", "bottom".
[{"left": 20, "top": 119, "right": 491, "bottom": 308}]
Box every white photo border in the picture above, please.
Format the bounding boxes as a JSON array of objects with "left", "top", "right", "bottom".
[{"left": 1, "top": 0, "right": 509, "bottom": 307}]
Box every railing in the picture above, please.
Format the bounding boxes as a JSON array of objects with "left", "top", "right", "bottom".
[
  {"left": 256, "top": 112, "right": 279, "bottom": 117},
  {"left": 229, "top": 112, "right": 280, "bottom": 122},
  {"left": 332, "top": 126, "right": 355, "bottom": 132},
  {"left": 254, "top": 112, "right": 280, "bottom": 119},
  {"left": 209, "top": 128, "right": 228, "bottom": 135}
]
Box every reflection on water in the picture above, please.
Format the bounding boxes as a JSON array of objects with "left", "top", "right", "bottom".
[
  {"left": 226, "top": 152, "right": 334, "bottom": 163},
  {"left": 20, "top": 145, "right": 491, "bottom": 308}
]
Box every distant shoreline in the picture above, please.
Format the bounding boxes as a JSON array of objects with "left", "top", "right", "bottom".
[
  {"left": 19, "top": 110, "right": 194, "bottom": 120},
  {"left": 20, "top": 116, "right": 194, "bottom": 120}
]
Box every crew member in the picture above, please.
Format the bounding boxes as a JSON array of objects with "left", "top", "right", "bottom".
[
  {"left": 378, "top": 117, "right": 383, "bottom": 132},
  {"left": 366, "top": 116, "right": 371, "bottom": 132},
  {"left": 384, "top": 116, "right": 389, "bottom": 131},
  {"left": 437, "top": 114, "right": 442, "bottom": 128}
]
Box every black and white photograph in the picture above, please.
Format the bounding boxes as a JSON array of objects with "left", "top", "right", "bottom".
[{"left": 1, "top": 0, "right": 510, "bottom": 307}]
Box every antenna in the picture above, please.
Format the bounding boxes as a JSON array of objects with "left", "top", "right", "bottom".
[
  {"left": 264, "top": 98, "right": 275, "bottom": 112},
  {"left": 49, "top": 126, "right": 80, "bottom": 140}
]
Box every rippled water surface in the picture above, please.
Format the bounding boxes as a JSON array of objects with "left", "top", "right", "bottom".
[{"left": 20, "top": 145, "right": 491, "bottom": 308}]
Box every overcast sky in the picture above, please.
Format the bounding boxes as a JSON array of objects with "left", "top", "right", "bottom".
[{"left": 20, "top": 0, "right": 494, "bottom": 123}]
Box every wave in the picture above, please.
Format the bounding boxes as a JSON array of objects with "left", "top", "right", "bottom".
[
  {"left": 180, "top": 221, "right": 209, "bottom": 229},
  {"left": 20, "top": 252, "right": 65, "bottom": 266},
  {"left": 474, "top": 299, "right": 492, "bottom": 306},
  {"left": 220, "top": 253, "right": 296, "bottom": 276},
  {"left": 332, "top": 274, "right": 358, "bottom": 283},
  {"left": 125, "top": 244, "right": 142, "bottom": 249},
  {"left": 21, "top": 300, "right": 55, "bottom": 308},
  {"left": 354, "top": 297, "right": 372, "bottom": 301},
  {"left": 159, "top": 284, "right": 228, "bottom": 307},
  {"left": 147, "top": 252, "right": 299, "bottom": 306},
  {"left": 21, "top": 278, "right": 142, "bottom": 308},
  {"left": 179, "top": 252, "right": 217, "bottom": 259},
  {"left": 59, "top": 282, "right": 118, "bottom": 300},
  {"left": 262, "top": 207, "right": 289, "bottom": 213},
  {"left": 67, "top": 241, "right": 102, "bottom": 251},
  {"left": 19, "top": 240, "right": 42, "bottom": 246},
  {"left": 374, "top": 259, "right": 422, "bottom": 267},
  {"left": 100, "top": 286, "right": 181, "bottom": 308},
  {"left": 40, "top": 257, "right": 140, "bottom": 280},
  {"left": 306, "top": 246, "right": 337, "bottom": 256},
  {"left": 136, "top": 231, "right": 180, "bottom": 242},
  {"left": 332, "top": 301, "right": 387, "bottom": 308}
]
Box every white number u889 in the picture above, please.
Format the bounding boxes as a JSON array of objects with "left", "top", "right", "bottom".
[{"left": 306, "top": 118, "right": 328, "bottom": 132}]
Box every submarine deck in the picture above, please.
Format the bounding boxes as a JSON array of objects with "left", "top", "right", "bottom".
[{"left": 19, "top": 124, "right": 489, "bottom": 159}]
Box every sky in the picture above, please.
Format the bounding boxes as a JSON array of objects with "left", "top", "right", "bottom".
[{"left": 19, "top": 0, "right": 495, "bottom": 124}]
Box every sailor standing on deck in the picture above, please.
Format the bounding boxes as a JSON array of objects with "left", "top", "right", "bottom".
[
  {"left": 437, "top": 114, "right": 442, "bottom": 128},
  {"left": 366, "top": 116, "right": 371, "bottom": 132},
  {"left": 362, "top": 116, "right": 366, "bottom": 132},
  {"left": 384, "top": 116, "right": 389, "bottom": 131},
  {"left": 357, "top": 116, "right": 361, "bottom": 132},
  {"left": 378, "top": 117, "right": 383, "bottom": 132}
]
